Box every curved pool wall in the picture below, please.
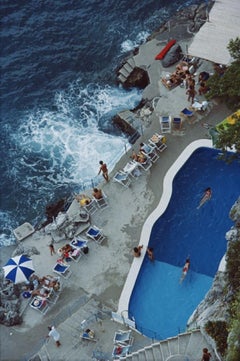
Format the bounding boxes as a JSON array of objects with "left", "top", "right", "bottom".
[{"left": 117, "top": 139, "right": 234, "bottom": 334}]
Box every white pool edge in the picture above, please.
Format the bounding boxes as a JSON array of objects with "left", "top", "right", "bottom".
[{"left": 117, "top": 139, "right": 213, "bottom": 317}]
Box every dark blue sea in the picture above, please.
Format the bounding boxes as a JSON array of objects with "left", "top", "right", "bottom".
[{"left": 0, "top": 0, "right": 204, "bottom": 246}]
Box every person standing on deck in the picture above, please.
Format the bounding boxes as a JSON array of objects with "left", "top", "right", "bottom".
[
  {"left": 46, "top": 326, "right": 61, "bottom": 347},
  {"left": 98, "top": 160, "right": 109, "bottom": 182}
]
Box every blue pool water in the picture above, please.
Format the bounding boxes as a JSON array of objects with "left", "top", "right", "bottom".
[{"left": 129, "top": 147, "right": 240, "bottom": 340}]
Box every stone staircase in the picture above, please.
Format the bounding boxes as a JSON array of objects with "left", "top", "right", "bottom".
[
  {"left": 117, "top": 57, "right": 136, "bottom": 84},
  {"left": 119, "top": 329, "right": 216, "bottom": 361}
]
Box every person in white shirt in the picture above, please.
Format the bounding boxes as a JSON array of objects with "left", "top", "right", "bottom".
[{"left": 47, "top": 326, "right": 61, "bottom": 347}]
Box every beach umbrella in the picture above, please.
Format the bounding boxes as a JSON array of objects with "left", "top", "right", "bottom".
[{"left": 2, "top": 255, "right": 35, "bottom": 284}]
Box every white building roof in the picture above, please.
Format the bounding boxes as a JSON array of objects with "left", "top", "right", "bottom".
[{"left": 188, "top": 0, "right": 240, "bottom": 65}]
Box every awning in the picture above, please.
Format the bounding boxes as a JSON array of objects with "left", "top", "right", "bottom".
[{"left": 188, "top": 0, "right": 240, "bottom": 65}]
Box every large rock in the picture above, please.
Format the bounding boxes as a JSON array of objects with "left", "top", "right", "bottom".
[
  {"left": 0, "top": 277, "right": 22, "bottom": 326},
  {"left": 161, "top": 43, "right": 182, "bottom": 68},
  {"left": 123, "top": 67, "right": 150, "bottom": 89}
]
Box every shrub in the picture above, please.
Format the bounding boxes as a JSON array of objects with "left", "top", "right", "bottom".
[{"left": 205, "top": 320, "right": 228, "bottom": 356}]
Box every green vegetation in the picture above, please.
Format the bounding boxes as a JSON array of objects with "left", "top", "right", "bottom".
[
  {"left": 205, "top": 320, "right": 228, "bottom": 356},
  {"left": 206, "top": 37, "right": 240, "bottom": 110},
  {"left": 214, "top": 112, "right": 240, "bottom": 162},
  {"left": 205, "top": 234, "right": 240, "bottom": 359}
]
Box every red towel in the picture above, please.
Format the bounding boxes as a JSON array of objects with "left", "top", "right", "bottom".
[{"left": 155, "top": 39, "right": 176, "bottom": 60}]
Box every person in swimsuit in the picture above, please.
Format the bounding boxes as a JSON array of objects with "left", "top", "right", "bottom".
[
  {"left": 197, "top": 187, "right": 212, "bottom": 209},
  {"left": 180, "top": 258, "right": 190, "bottom": 283},
  {"left": 98, "top": 160, "right": 109, "bottom": 182}
]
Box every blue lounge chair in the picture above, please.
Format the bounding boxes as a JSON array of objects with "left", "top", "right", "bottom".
[
  {"left": 113, "top": 330, "right": 133, "bottom": 345},
  {"left": 112, "top": 344, "right": 132, "bottom": 358},
  {"left": 53, "top": 262, "right": 72, "bottom": 279},
  {"left": 70, "top": 237, "right": 88, "bottom": 251},
  {"left": 86, "top": 225, "right": 106, "bottom": 245},
  {"left": 180, "top": 108, "right": 194, "bottom": 118}
]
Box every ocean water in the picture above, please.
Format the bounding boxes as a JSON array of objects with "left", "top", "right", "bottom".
[{"left": 0, "top": 0, "right": 204, "bottom": 246}]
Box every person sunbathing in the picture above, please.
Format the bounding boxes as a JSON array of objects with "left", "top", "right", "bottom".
[
  {"left": 131, "top": 151, "right": 147, "bottom": 163},
  {"left": 75, "top": 194, "right": 91, "bottom": 206},
  {"left": 40, "top": 275, "right": 59, "bottom": 289},
  {"left": 31, "top": 287, "right": 50, "bottom": 298},
  {"left": 92, "top": 187, "right": 103, "bottom": 199}
]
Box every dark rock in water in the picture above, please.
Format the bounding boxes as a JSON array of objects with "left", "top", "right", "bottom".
[
  {"left": 112, "top": 114, "right": 136, "bottom": 136},
  {"left": 123, "top": 67, "right": 149, "bottom": 89},
  {"left": 162, "top": 44, "right": 182, "bottom": 67}
]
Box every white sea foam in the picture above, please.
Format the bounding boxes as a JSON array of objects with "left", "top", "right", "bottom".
[
  {"left": 120, "top": 31, "right": 150, "bottom": 53},
  {"left": 11, "top": 82, "right": 141, "bottom": 189}
]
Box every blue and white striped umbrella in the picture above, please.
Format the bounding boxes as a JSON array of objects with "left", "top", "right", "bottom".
[{"left": 3, "top": 255, "right": 35, "bottom": 284}]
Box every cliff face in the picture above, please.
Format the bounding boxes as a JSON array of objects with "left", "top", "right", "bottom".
[{"left": 187, "top": 197, "right": 240, "bottom": 329}]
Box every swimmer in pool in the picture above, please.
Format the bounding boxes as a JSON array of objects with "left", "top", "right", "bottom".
[
  {"left": 197, "top": 187, "right": 212, "bottom": 209},
  {"left": 180, "top": 258, "right": 190, "bottom": 283}
]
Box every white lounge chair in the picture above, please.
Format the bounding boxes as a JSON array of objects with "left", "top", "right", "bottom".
[
  {"left": 149, "top": 133, "right": 167, "bottom": 152},
  {"left": 140, "top": 143, "right": 159, "bottom": 163},
  {"left": 160, "top": 115, "right": 171, "bottom": 133},
  {"left": 113, "top": 330, "right": 133, "bottom": 346},
  {"left": 132, "top": 157, "right": 152, "bottom": 171},
  {"left": 113, "top": 171, "right": 131, "bottom": 188},
  {"left": 84, "top": 199, "right": 98, "bottom": 215},
  {"left": 29, "top": 296, "right": 49, "bottom": 315},
  {"left": 93, "top": 191, "right": 109, "bottom": 210}
]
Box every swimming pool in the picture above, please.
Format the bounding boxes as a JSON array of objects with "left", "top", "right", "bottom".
[{"left": 121, "top": 143, "right": 240, "bottom": 340}]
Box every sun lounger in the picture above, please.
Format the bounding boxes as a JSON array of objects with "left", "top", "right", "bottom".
[
  {"left": 84, "top": 199, "right": 98, "bottom": 215},
  {"left": 123, "top": 162, "right": 141, "bottom": 178},
  {"left": 112, "top": 344, "right": 132, "bottom": 358},
  {"left": 29, "top": 296, "right": 49, "bottom": 315},
  {"left": 140, "top": 143, "right": 159, "bottom": 163},
  {"left": 160, "top": 115, "right": 172, "bottom": 133},
  {"left": 132, "top": 157, "right": 152, "bottom": 171},
  {"left": 68, "top": 248, "right": 82, "bottom": 263},
  {"left": 113, "top": 171, "right": 131, "bottom": 188},
  {"left": 70, "top": 237, "right": 88, "bottom": 252},
  {"left": 53, "top": 262, "right": 72, "bottom": 279},
  {"left": 86, "top": 225, "right": 106, "bottom": 245},
  {"left": 149, "top": 133, "right": 167, "bottom": 152},
  {"left": 93, "top": 191, "right": 109, "bottom": 209},
  {"left": 42, "top": 286, "right": 59, "bottom": 304},
  {"left": 113, "top": 330, "right": 134, "bottom": 346}
]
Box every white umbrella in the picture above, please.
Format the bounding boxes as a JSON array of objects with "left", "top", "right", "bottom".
[{"left": 2, "top": 255, "right": 35, "bottom": 284}]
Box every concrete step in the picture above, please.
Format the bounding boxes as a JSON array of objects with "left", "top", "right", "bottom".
[
  {"left": 168, "top": 336, "right": 179, "bottom": 355},
  {"left": 186, "top": 330, "right": 208, "bottom": 360},
  {"left": 123, "top": 62, "right": 134, "bottom": 74},
  {"left": 138, "top": 350, "right": 147, "bottom": 361},
  {"left": 131, "top": 352, "right": 140, "bottom": 361},
  {"left": 178, "top": 332, "right": 192, "bottom": 355},
  {"left": 151, "top": 343, "right": 163, "bottom": 361},
  {"left": 118, "top": 73, "right": 128, "bottom": 83},
  {"left": 160, "top": 340, "right": 170, "bottom": 359},
  {"left": 119, "top": 66, "right": 131, "bottom": 78},
  {"left": 127, "top": 57, "right": 136, "bottom": 68},
  {"left": 144, "top": 346, "right": 156, "bottom": 360}
]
